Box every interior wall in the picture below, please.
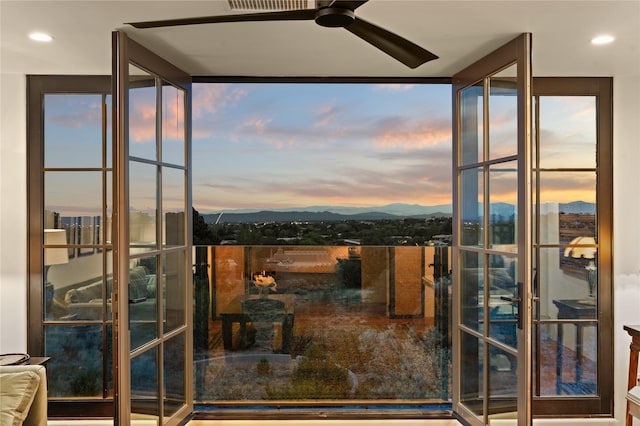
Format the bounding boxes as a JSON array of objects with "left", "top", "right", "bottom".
[
  {"left": 1, "top": 73, "right": 639, "bottom": 425},
  {"left": 611, "top": 75, "right": 640, "bottom": 426},
  {"left": 0, "top": 72, "right": 27, "bottom": 353}
]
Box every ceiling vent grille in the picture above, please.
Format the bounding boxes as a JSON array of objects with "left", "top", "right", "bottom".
[{"left": 227, "top": 0, "right": 310, "bottom": 11}]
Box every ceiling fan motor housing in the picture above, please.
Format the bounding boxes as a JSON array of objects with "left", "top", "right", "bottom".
[{"left": 315, "top": 7, "right": 355, "bottom": 27}]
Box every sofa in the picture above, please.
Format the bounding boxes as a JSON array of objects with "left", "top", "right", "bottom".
[
  {"left": 62, "top": 266, "right": 158, "bottom": 321},
  {"left": 0, "top": 365, "right": 48, "bottom": 426}
]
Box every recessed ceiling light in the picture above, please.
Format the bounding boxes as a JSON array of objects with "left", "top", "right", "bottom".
[
  {"left": 591, "top": 35, "right": 615, "bottom": 45},
  {"left": 29, "top": 32, "right": 53, "bottom": 42}
]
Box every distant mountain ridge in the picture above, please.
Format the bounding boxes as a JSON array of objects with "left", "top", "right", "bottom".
[
  {"left": 206, "top": 202, "right": 453, "bottom": 216},
  {"left": 202, "top": 209, "right": 450, "bottom": 224},
  {"left": 200, "top": 201, "right": 594, "bottom": 224},
  {"left": 559, "top": 200, "right": 596, "bottom": 214}
]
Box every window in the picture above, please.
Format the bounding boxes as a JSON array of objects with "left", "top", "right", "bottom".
[
  {"left": 27, "top": 75, "right": 613, "bottom": 419},
  {"left": 190, "top": 82, "right": 455, "bottom": 413},
  {"left": 27, "top": 76, "right": 114, "bottom": 417},
  {"left": 532, "top": 78, "right": 613, "bottom": 415}
]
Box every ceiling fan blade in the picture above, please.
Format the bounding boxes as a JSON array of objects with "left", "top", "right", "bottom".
[
  {"left": 128, "top": 9, "right": 317, "bottom": 29},
  {"left": 329, "top": 0, "right": 369, "bottom": 11},
  {"left": 344, "top": 17, "right": 438, "bottom": 69}
]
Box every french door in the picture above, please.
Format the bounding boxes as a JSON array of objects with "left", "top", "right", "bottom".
[
  {"left": 112, "top": 31, "right": 193, "bottom": 425},
  {"left": 452, "top": 34, "right": 533, "bottom": 425}
]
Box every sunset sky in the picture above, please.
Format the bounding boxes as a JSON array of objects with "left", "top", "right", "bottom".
[
  {"left": 191, "top": 82, "right": 454, "bottom": 212},
  {"left": 42, "top": 83, "right": 598, "bottom": 217}
]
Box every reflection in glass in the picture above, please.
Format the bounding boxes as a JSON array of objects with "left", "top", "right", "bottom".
[
  {"left": 533, "top": 91, "right": 601, "bottom": 401},
  {"left": 129, "top": 66, "right": 157, "bottom": 161},
  {"left": 539, "top": 97, "right": 596, "bottom": 169},
  {"left": 460, "top": 82, "right": 484, "bottom": 165},
  {"left": 164, "top": 249, "right": 186, "bottom": 334},
  {"left": 45, "top": 325, "right": 104, "bottom": 397},
  {"left": 536, "top": 171, "right": 596, "bottom": 245},
  {"left": 551, "top": 320, "right": 597, "bottom": 396},
  {"left": 44, "top": 94, "right": 103, "bottom": 168},
  {"left": 43, "top": 229, "right": 69, "bottom": 319},
  {"left": 162, "top": 83, "right": 185, "bottom": 166},
  {"left": 460, "top": 250, "right": 483, "bottom": 332},
  {"left": 534, "top": 322, "right": 597, "bottom": 397},
  {"left": 533, "top": 323, "right": 555, "bottom": 395},
  {"left": 131, "top": 348, "right": 160, "bottom": 422},
  {"left": 164, "top": 333, "right": 186, "bottom": 417},
  {"left": 45, "top": 171, "right": 102, "bottom": 223},
  {"left": 488, "top": 255, "right": 517, "bottom": 349},
  {"left": 461, "top": 167, "right": 483, "bottom": 247},
  {"left": 106, "top": 95, "right": 113, "bottom": 168},
  {"left": 130, "top": 255, "right": 158, "bottom": 351},
  {"left": 40, "top": 84, "right": 115, "bottom": 404},
  {"left": 489, "top": 64, "right": 517, "bottom": 160},
  {"left": 195, "top": 244, "right": 452, "bottom": 402},
  {"left": 106, "top": 251, "right": 113, "bottom": 320},
  {"left": 105, "top": 171, "right": 113, "bottom": 245},
  {"left": 564, "top": 238, "right": 597, "bottom": 301},
  {"left": 487, "top": 345, "right": 517, "bottom": 415},
  {"left": 460, "top": 331, "right": 483, "bottom": 416},
  {"left": 162, "top": 166, "right": 186, "bottom": 247},
  {"left": 44, "top": 246, "right": 104, "bottom": 321},
  {"left": 488, "top": 161, "right": 517, "bottom": 251},
  {"left": 130, "top": 161, "right": 157, "bottom": 248},
  {"left": 537, "top": 247, "right": 598, "bottom": 319}
]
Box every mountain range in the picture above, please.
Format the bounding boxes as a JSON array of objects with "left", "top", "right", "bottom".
[{"left": 201, "top": 201, "right": 594, "bottom": 224}]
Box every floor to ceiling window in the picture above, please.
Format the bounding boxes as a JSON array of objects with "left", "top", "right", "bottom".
[
  {"left": 531, "top": 78, "right": 613, "bottom": 416},
  {"left": 27, "top": 75, "right": 612, "bottom": 419},
  {"left": 27, "top": 76, "right": 114, "bottom": 417},
  {"left": 189, "top": 82, "right": 454, "bottom": 412}
]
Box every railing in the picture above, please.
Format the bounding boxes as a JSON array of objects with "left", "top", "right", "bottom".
[{"left": 192, "top": 244, "right": 452, "bottom": 404}]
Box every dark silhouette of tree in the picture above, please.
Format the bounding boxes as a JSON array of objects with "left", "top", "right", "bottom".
[
  {"left": 193, "top": 212, "right": 452, "bottom": 247},
  {"left": 193, "top": 208, "right": 216, "bottom": 245}
]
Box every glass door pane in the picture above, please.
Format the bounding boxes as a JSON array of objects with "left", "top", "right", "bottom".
[
  {"left": 535, "top": 95, "right": 599, "bottom": 398},
  {"left": 113, "top": 31, "right": 192, "bottom": 425},
  {"left": 453, "top": 34, "right": 532, "bottom": 426}
]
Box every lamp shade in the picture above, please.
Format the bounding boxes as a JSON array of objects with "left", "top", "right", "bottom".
[
  {"left": 563, "top": 236, "right": 597, "bottom": 259},
  {"left": 44, "top": 229, "right": 69, "bottom": 266}
]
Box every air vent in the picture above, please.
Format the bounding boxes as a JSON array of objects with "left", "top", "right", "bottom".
[{"left": 227, "top": 0, "right": 310, "bottom": 11}]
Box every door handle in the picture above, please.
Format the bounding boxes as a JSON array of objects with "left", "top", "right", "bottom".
[{"left": 499, "top": 282, "right": 523, "bottom": 330}]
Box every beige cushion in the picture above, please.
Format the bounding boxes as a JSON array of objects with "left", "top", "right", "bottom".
[{"left": 0, "top": 370, "right": 41, "bottom": 426}]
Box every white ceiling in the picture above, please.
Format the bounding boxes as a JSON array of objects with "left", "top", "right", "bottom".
[{"left": 1, "top": 0, "right": 639, "bottom": 78}]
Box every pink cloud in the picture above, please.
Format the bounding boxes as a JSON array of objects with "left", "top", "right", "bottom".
[
  {"left": 193, "top": 146, "right": 455, "bottom": 210},
  {"left": 129, "top": 103, "right": 156, "bottom": 144},
  {"left": 234, "top": 117, "right": 299, "bottom": 148},
  {"left": 128, "top": 86, "right": 192, "bottom": 144},
  {"left": 571, "top": 106, "right": 596, "bottom": 121},
  {"left": 193, "top": 84, "right": 249, "bottom": 119},
  {"left": 375, "top": 118, "right": 451, "bottom": 149},
  {"left": 243, "top": 118, "right": 272, "bottom": 134},
  {"left": 314, "top": 102, "right": 341, "bottom": 127},
  {"left": 49, "top": 101, "right": 102, "bottom": 129},
  {"left": 162, "top": 86, "right": 185, "bottom": 142}
]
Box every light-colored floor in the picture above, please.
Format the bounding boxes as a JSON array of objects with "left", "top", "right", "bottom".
[
  {"left": 187, "top": 421, "right": 461, "bottom": 426},
  {"left": 48, "top": 422, "right": 462, "bottom": 426}
]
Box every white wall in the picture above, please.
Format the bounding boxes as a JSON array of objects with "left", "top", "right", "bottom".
[
  {"left": 0, "top": 74, "right": 639, "bottom": 425},
  {"left": 0, "top": 72, "right": 27, "bottom": 353},
  {"left": 611, "top": 75, "right": 640, "bottom": 426}
]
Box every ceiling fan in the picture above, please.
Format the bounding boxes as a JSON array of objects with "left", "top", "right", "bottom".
[{"left": 127, "top": 0, "right": 438, "bottom": 69}]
